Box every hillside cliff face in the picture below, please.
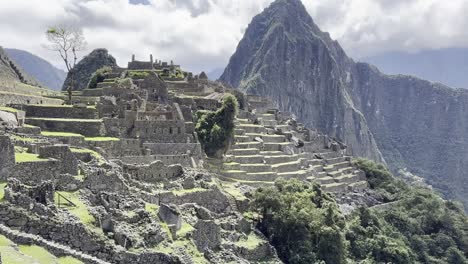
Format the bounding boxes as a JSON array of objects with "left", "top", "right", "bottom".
[
  {"left": 5, "top": 48, "right": 66, "bottom": 90},
  {"left": 62, "top": 48, "right": 117, "bottom": 91},
  {"left": 220, "top": 0, "right": 468, "bottom": 207},
  {"left": 0, "top": 46, "right": 40, "bottom": 86},
  {"left": 220, "top": 0, "right": 384, "bottom": 163}
]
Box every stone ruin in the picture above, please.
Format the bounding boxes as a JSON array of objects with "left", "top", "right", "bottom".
[{"left": 0, "top": 53, "right": 370, "bottom": 263}]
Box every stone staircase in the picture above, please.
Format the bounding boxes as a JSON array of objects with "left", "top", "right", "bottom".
[
  {"left": 0, "top": 223, "right": 111, "bottom": 264},
  {"left": 221, "top": 112, "right": 368, "bottom": 193}
]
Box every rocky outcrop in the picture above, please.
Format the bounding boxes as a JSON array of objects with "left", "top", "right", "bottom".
[
  {"left": 5, "top": 48, "right": 66, "bottom": 90},
  {"left": 62, "top": 48, "right": 117, "bottom": 91},
  {"left": 220, "top": 0, "right": 468, "bottom": 208}
]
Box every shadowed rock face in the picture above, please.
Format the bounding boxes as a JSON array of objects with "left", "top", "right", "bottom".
[
  {"left": 62, "top": 48, "right": 117, "bottom": 91},
  {"left": 220, "top": 0, "right": 468, "bottom": 208}
]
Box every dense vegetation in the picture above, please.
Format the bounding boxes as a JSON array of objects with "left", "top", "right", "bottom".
[
  {"left": 250, "top": 159, "right": 468, "bottom": 264},
  {"left": 87, "top": 66, "right": 112, "bottom": 88},
  {"left": 195, "top": 94, "right": 238, "bottom": 157}
]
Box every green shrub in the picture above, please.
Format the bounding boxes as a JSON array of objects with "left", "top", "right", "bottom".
[
  {"left": 128, "top": 71, "right": 149, "bottom": 79},
  {"left": 195, "top": 94, "right": 238, "bottom": 157},
  {"left": 87, "top": 66, "right": 112, "bottom": 89}
]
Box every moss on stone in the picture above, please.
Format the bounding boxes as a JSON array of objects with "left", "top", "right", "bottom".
[
  {"left": 235, "top": 233, "right": 263, "bottom": 250},
  {"left": 0, "top": 182, "right": 6, "bottom": 201}
]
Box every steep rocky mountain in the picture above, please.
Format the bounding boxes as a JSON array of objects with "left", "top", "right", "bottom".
[
  {"left": 363, "top": 48, "right": 468, "bottom": 89},
  {"left": 5, "top": 48, "right": 66, "bottom": 90},
  {"left": 220, "top": 0, "right": 468, "bottom": 208},
  {"left": 62, "top": 48, "right": 117, "bottom": 91},
  {"left": 0, "top": 46, "right": 40, "bottom": 86}
]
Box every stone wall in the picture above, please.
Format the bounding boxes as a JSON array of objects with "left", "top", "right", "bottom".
[
  {"left": 38, "top": 145, "right": 78, "bottom": 175},
  {"left": 14, "top": 105, "right": 97, "bottom": 119},
  {"left": 26, "top": 118, "right": 105, "bottom": 137},
  {"left": 123, "top": 161, "right": 183, "bottom": 183},
  {"left": 0, "top": 136, "right": 14, "bottom": 179},
  {"left": 10, "top": 160, "right": 61, "bottom": 184},
  {"left": 143, "top": 143, "right": 203, "bottom": 157},
  {"left": 133, "top": 120, "right": 187, "bottom": 142},
  {"left": 120, "top": 154, "right": 192, "bottom": 167}
]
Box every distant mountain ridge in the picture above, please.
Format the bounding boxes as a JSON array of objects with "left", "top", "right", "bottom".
[
  {"left": 5, "top": 48, "right": 66, "bottom": 90},
  {"left": 363, "top": 48, "right": 468, "bottom": 89},
  {"left": 221, "top": 0, "right": 468, "bottom": 208}
]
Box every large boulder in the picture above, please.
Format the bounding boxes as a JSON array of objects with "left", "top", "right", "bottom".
[{"left": 62, "top": 48, "right": 117, "bottom": 91}]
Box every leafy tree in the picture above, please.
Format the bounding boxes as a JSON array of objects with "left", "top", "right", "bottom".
[
  {"left": 195, "top": 94, "right": 238, "bottom": 157},
  {"left": 45, "top": 25, "right": 86, "bottom": 103},
  {"left": 88, "top": 66, "right": 112, "bottom": 88}
]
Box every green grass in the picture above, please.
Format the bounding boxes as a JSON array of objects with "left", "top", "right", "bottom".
[
  {"left": 41, "top": 131, "right": 84, "bottom": 137},
  {"left": 0, "top": 106, "right": 19, "bottom": 113},
  {"left": 84, "top": 137, "right": 120, "bottom": 142},
  {"left": 55, "top": 191, "right": 95, "bottom": 225},
  {"left": 57, "top": 256, "right": 84, "bottom": 264},
  {"left": 177, "top": 222, "right": 194, "bottom": 239},
  {"left": 15, "top": 152, "right": 48, "bottom": 163},
  {"left": 18, "top": 245, "right": 56, "bottom": 264},
  {"left": 235, "top": 233, "right": 263, "bottom": 250},
  {"left": 145, "top": 203, "right": 159, "bottom": 215}
]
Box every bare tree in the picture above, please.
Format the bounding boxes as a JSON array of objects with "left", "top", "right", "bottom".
[{"left": 45, "top": 25, "right": 86, "bottom": 104}]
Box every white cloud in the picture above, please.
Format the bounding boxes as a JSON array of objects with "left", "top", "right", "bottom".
[{"left": 0, "top": 0, "right": 467, "bottom": 73}]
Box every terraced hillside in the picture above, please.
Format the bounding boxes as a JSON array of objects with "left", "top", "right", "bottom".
[{"left": 219, "top": 100, "right": 368, "bottom": 193}]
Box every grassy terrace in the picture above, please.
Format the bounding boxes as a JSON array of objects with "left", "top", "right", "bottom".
[
  {"left": 41, "top": 131, "right": 84, "bottom": 137},
  {"left": 0, "top": 235, "right": 83, "bottom": 264},
  {"left": 26, "top": 118, "right": 102, "bottom": 122},
  {"left": 0, "top": 106, "right": 19, "bottom": 113},
  {"left": 25, "top": 104, "right": 96, "bottom": 109},
  {"left": 84, "top": 137, "right": 120, "bottom": 142},
  {"left": 15, "top": 152, "right": 48, "bottom": 163}
]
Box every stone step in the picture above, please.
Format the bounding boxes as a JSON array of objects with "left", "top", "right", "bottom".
[
  {"left": 316, "top": 151, "right": 341, "bottom": 159},
  {"left": 348, "top": 181, "right": 368, "bottom": 191},
  {"left": 277, "top": 170, "right": 310, "bottom": 180},
  {"left": 237, "top": 124, "right": 266, "bottom": 134},
  {"left": 246, "top": 172, "right": 278, "bottom": 181},
  {"left": 308, "top": 159, "right": 324, "bottom": 166},
  {"left": 264, "top": 155, "right": 300, "bottom": 164},
  {"left": 264, "top": 142, "right": 293, "bottom": 151},
  {"left": 222, "top": 170, "right": 247, "bottom": 179},
  {"left": 229, "top": 148, "right": 259, "bottom": 156},
  {"left": 334, "top": 174, "right": 360, "bottom": 184},
  {"left": 223, "top": 162, "right": 241, "bottom": 170},
  {"left": 258, "top": 113, "right": 275, "bottom": 121},
  {"left": 325, "top": 156, "right": 347, "bottom": 165},
  {"left": 234, "top": 135, "right": 250, "bottom": 143},
  {"left": 259, "top": 151, "right": 284, "bottom": 156},
  {"left": 261, "top": 119, "right": 278, "bottom": 127},
  {"left": 245, "top": 133, "right": 286, "bottom": 143},
  {"left": 328, "top": 167, "right": 354, "bottom": 177},
  {"left": 324, "top": 161, "right": 351, "bottom": 172},
  {"left": 226, "top": 155, "right": 265, "bottom": 164},
  {"left": 322, "top": 182, "right": 348, "bottom": 193},
  {"left": 310, "top": 176, "right": 336, "bottom": 185},
  {"left": 271, "top": 160, "right": 303, "bottom": 173},
  {"left": 234, "top": 129, "right": 245, "bottom": 135},
  {"left": 239, "top": 163, "right": 272, "bottom": 173},
  {"left": 233, "top": 141, "right": 262, "bottom": 149}
]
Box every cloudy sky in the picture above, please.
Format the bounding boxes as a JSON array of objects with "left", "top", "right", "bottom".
[{"left": 1, "top": 0, "right": 467, "bottom": 74}]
